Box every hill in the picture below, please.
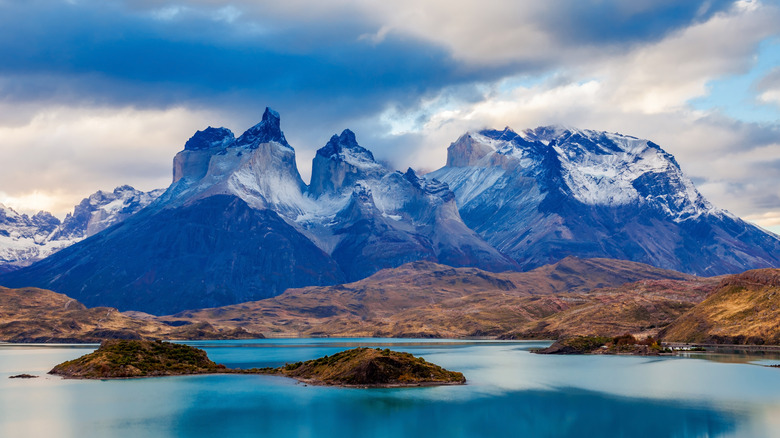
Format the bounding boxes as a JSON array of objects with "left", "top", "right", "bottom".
[
  {"left": 660, "top": 269, "right": 780, "bottom": 344},
  {"left": 170, "top": 258, "right": 703, "bottom": 338},
  {"left": 0, "top": 286, "right": 259, "bottom": 342}
]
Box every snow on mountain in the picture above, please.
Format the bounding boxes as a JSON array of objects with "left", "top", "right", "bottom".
[
  {"left": 0, "top": 186, "right": 162, "bottom": 272},
  {"left": 167, "top": 107, "right": 310, "bottom": 218},
  {"left": 429, "top": 126, "right": 780, "bottom": 275},
  {"left": 0, "top": 108, "right": 518, "bottom": 313},
  {"left": 0, "top": 204, "right": 65, "bottom": 272},
  {"left": 50, "top": 185, "right": 164, "bottom": 241},
  {"left": 300, "top": 127, "right": 518, "bottom": 280}
]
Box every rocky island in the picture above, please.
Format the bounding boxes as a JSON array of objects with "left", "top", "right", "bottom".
[
  {"left": 269, "top": 347, "right": 466, "bottom": 387},
  {"left": 49, "top": 339, "right": 226, "bottom": 378},
  {"left": 49, "top": 340, "right": 465, "bottom": 387}
]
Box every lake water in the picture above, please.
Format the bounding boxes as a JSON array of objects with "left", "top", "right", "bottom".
[{"left": 2, "top": 338, "right": 780, "bottom": 438}]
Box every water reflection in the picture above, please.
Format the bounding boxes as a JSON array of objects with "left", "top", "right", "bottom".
[{"left": 1, "top": 340, "right": 779, "bottom": 438}]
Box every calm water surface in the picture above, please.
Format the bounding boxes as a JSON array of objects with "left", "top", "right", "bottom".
[{"left": 2, "top": 338, "right": 780, "bottom": 438}]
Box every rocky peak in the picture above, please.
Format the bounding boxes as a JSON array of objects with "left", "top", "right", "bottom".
[
  {"left": 30, "top": 211, "right": 61, "bottom": 233},
  {"left": 309, "top": 129, "right": 385, "bottom": 197},
  {"left": 184, "top": 127, "right": 235, "bottom": 151},
  {"left": 445, "top": 132, "right": 498, "bottom": 167},
  {"left": 235, "top": 107, "right": 289, "bottom": 149},
  {"left": 317, "top": 129, "right": 376, "bottom": 163}
]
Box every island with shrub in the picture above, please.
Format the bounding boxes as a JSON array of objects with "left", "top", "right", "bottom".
[
  {"left": 48, "top": 340, "right": 466, "bottom": 387},
  {"left": 535, "top": 334, "right": 674, "bottom": 355}
]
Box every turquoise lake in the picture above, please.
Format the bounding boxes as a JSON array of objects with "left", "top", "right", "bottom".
[{"left": 2, "top": 339, "right": 780, "bottom": 437}]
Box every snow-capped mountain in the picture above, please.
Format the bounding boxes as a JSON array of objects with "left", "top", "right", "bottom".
[
  {"left": 0, "top": 205, "right": 63, "bottom": 273},
  {"left": 0, "top": 186, "right": 161, "bottom": 272},
  {"left": 428, "top": 126, "right": 780, "bottom": 275},
  {"left": 302, "top": 129, "right": 517, "bottom": 280},
  {"left": 50, "top": 185, "right": 165, "bottom": 241},
  {"left": 1, "top": 109, "right": 513, "bottom": 314}
]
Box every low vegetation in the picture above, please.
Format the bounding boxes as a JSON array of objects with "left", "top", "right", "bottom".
[
  {"left": 273, "top": 347, "right": 466, "bottom": 386},
  {"left": 50, "top": 340, "right": 224, "bottom": 378},
  {"left": 49, "top": 340, "right": 465, "bottom": 386},
  {"left": 536, "top": 334, "right": 669, "bottom": 355}
]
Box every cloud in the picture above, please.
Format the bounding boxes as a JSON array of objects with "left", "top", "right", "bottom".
[
  {"left": 757, "top": 67, "right": 780, "bottom": 105},
  {"left": 371, "top": 1, "right": 780, "bottom": 224},
  {"left": 0, "top": 0, "right": 779, "bottom": 231},
  {"left": 0, "top": 104, "right": 225, "bottom": 215}
]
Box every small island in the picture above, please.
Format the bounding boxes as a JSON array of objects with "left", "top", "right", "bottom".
[
  {"left": 535, "top": 335, "right": 671, "bottom": 356},
  {"left": 49, "top": 340, "right": 465, "bottom": 387},
  {"left": 269, "top": 347, "right": 466, "bottom": 387},
  {"left": 49, "top": 339, "right": 226, "bottom": 378}
]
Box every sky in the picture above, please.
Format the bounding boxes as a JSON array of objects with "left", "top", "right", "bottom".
[{"left": 0, "top": 0, "right": 779, "bottom": 234}]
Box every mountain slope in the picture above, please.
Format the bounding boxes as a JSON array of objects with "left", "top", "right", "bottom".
[
  {"left": 428, "top": 127, "right": 780, "bottom": 275},
  {"left": 1, "top": 195, "right": 344, "bottom": 314},
  {"left": 301, "top": 130, "right": 517, "bottom": 280},
  {"left": 659, "top": 269, "right": 780, "bottom": 344}
]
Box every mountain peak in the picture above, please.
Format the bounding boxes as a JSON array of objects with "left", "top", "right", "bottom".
[
  {"left": 235, "top": 107, "right": 289, "bottom": 149},
  {"left": 309, "top": 129, "right": 384, "bottom": 197},
  {"left": 184, "top": 127, "right": 235, "bottom": 151},
  {"left": 317, "top": 129, "right": 376, "bottom": 163}
]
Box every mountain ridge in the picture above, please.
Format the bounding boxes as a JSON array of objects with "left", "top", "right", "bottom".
[{"left": 428, "top": 126, "right": 780, "bottom": 275}]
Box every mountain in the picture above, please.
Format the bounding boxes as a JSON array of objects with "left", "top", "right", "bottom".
[
  {"left": 0, "top": 204, "right": 63, "bottom": 273},
  {"left": 49, "top": 185, "right": 164, "bottom": 241},
  {"left": 302, "top": 129, "right": 517, "bottom": 280},
  {"left": 659, "top": 269, "right": 780, "bottom": 344},
  {"left": 1, "top": 108, "right": 513, "bottom": 314},
  {"left": 170, "top": 258, "right": 699, "bottom": 338},
  {"left": 0, "top": 185, "right": 161, "bottom": 272},
  {"left": 428, "top": 126, "right": 780, "bottom": 276}
]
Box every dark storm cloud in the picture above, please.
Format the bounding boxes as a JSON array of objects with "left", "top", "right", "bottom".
[
  {"left": 0, "top": 0, "right": 738, "bottom": 118},
  {"left": 542, "top": 0, "right": 734, "bottom": 46}
]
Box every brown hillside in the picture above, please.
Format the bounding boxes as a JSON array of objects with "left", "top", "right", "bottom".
[
  {"left": 660, "top": 269, "right": 780, "bottom": 344},
  {"left": 0, "top": 286, "right": 260, "bottom": 342},
  {"left": 171, "top": 259, "right": 703, "bottom": 338}
]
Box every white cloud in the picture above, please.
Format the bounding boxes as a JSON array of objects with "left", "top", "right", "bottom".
[
  {"left": 759, "top": 89, "right": 780, "bottom": 106},
  {"left": 0, "top": 104, "right": 226, "bottom": 216},
  {"left": 371, "top": 2, "right": 780, "bottom": 223}
]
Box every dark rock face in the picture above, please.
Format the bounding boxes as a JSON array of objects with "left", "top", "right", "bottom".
[
  {"left": 430, "top": 127, "right": 780, "bottom": 276},
  {"left": 1, "top": 196, "right": 345, "bottom": 314},
  {"left": 184, "top": 127, "right": 235, "bottom": 150},
  {"left": 235, "top": 107, "right": 289, "bottom": 149}
]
